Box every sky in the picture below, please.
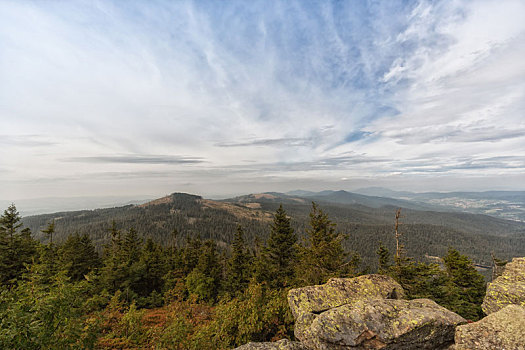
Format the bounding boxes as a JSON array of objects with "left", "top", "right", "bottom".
[{"left": 1, "top": 0, "right": 525, "bottom": 202}]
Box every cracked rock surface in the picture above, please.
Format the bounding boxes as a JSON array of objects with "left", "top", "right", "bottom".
[{"left": 482, "top": 257, "right": 525, "bottom": 315}]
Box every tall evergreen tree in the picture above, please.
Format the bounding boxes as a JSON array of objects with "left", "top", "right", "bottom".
[
  {"left": 36, "top": 221, "right": 60, "bottom": 284},
  {"left": 225, "top": 225, "right": 252, "bottom": 295},
  {"left": 58, "top": 233, "right": 101, "bottom": 281},
  {"left": 0, "top": 204, "right": 36, "bottom": 286},
  {"left": 0, "top": 204, "right": 22, "bottom": 241},
  {"left": 101, "top": 223, "right": 128, "bottom": 293},
  {"left": 298, "top": 203, "right": 349, "bottom": 285},
  {"left": 42, "top": 220, "right": 55, "bottom": 246},
  {"left": 442, "top": 248, "right": 486, "bottom": 320},
  {"left": 136, "top": 238, "right": 166, "bottom": 300},
  {"left": 186, "top": 240, "right": 221, "bottom": 302},
  {"left": 260, "top": 204, "right": 297, "bottom": 289},
  {"left": 376, "top": 241, "right": 391, "bottom": 274}
]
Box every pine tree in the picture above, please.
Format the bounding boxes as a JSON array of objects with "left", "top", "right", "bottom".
[
  {"left": 186, "top": 240, "right": 221, "bottom": 302},
  {"left": 263, "top": 204, "right": 297, "bottom": 288},
  {"left": 376, "top": 241, "right": 391, "bottom": 274},
  {"left": 225, "top": 225, "right": 252, "bottom": 295},
  {"left": 121, "top": 228, "right": 142, "bottom": 264},
  {"left": 0, "top": 204, "right": 36, "bottom": 285},
  {"left": 42, "top": 220, "right": 55, "bottom": 246},
  {"left": 442, "top": 248, "right": 486, "bottom": 320},
  {"left": 0, "top": 204, "right": 22, "bottom": 241},
  {"left": 136, "top": 238, "right": 166, "bottom": 302},
  {"left": 58, "top": 233, "right": 101, "bottom": 281},
  {"left": 101, "top": 223, "right": 128, "bottom": 293},
  {"left": 298, "top": 202, "right": 349, "bottom": 285}
]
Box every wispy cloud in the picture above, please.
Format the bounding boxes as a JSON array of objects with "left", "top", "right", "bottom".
[
  {"left": 0, "top": 135, "right": 58, "bottom": 147},
  {"left": 64, "top": 155, "right": 205, "bottom": 165},
  {"left": 216, "top": 137, "right": 313, "bottom": 148},
  {"left": 1, "top": 0, "right": 524, "bottom": 200}
]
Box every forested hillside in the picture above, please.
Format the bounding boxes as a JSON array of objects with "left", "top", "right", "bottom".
[
  {"left": 22, "top": 192, "right": 525, "bottom": 268},
  {"left": 1, "top": 201, "right": 492, "bottom": 348}
]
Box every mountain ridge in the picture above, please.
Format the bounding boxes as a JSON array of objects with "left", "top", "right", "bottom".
[{"left": 19, "top": 191, "right": 525, "bottom": 269}]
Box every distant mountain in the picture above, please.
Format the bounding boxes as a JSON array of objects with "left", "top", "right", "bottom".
[
  {"left": 20, "top": 191, "right": 525, "bottom": 270},
  {"left": 287, "top": 189, "right": 440, "bottom": 211},
  {"left": 352, "top": 188, "right": 525, "bottom": 222},
  {"left": 353, "top": 187, "right": 415, "bottom": 198}
]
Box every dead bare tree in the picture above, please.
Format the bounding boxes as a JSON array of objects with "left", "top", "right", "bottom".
[{"left": 394, "top": 208, "right": 403, "bottom": 262}]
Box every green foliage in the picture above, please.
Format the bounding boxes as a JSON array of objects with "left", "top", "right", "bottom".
[
  {"left": 376, "top": 241, "right": 391, "bottom": 274},
  {"left": 378, "top": 241, "right": 487, "bottom": 321},
  {"left": 257, "top": 205, "right": 297, "bottom": 288},
  {"left": 0, "top": 271, "right": 100, "bottom": 349},
  {"left": 186, "top": 240, "right": 221, "bottom": 303},
  {"left": 224, "top": 225, "right": 252, "bottom": 296},
  {"left": 58, "top": 233, "right": 101, "bottom": 281},
  {"left": 441, "top": 248, "right": 486, "bottom": 320},
  {"left": 0, "top": 204, "right": 23, "bottom": 239},
  {"left": 0, "top": 204, "right": 37, "bottom": 286},
  {"left": 298, "top": 202, "right": 351, "bottom": 285},
  {"left": 42, "top": 220, "right": 55, "bottom": 245},
  {"left": 193, "top": 282, "right": 294, "bottom": 348}
]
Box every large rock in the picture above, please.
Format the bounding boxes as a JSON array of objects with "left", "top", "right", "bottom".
[
  {"left": 288, "top": 275, "right": 405, "bottom": 345},
  {"left": 234, "top": 339, "right": 309, "bottom": 350},
  {"left": 454, "top": 305, "right": 525, "bottom": 350},
  {"left": 482, "top": 257, "right": 525, "bottom": 315},
  {"left": 302, "top": 298, "right": 466, "bottom": 349},
  {"left": 288, "top": 275, "right": 406, "bottom": 319}
]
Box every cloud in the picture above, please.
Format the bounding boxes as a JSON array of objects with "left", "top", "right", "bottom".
[
  {"left": 216, "top": 137, "right": 313, "bottom": 148},
  {"left": 0, "top": 135, "right": 58, "bottom": 147},
  {"left": 1, "top": 0, "right": 525, "bottom": 200},
  {"left": 383, "top": 125, "right": 525, "bottom": 145},
  {"left": 64, "top": 155, "right": 205, "bottom": 165}
]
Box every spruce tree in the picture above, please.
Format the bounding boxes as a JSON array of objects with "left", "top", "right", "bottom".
[
  {"left": 101, "top": 223, "right": 128, "bottom": 293},
  {"left": 42, "top": 220, "right": 55, "bottom": 246},
  {"left": 298, "top": 202, "right": 348, "bottom": 285},
  {"left": 442, "top": 248, "right": 486, "bottom": 320},
  {"left": 136, "top": 238, "right": 166, "bottom": 301},
  {"left": 376, "top": 241, "right": 391, "bottom": 274},
  {"left": 186, "top": 240, "right": 221, "bottom": 302},
  {"left": 264, "top": 204, "right": 297, "bottom": 288},
  {"left": 58, "top": 233, "right": 101, "bottom": 281},
  {"left": 35, "top": 221, "right": 59, "bottom": 284},
  {"left": 0, "top": 204, "right": 36, "bottom": 285},
  {"left": 0, "top": 204, "right": 22, "bottom": 241},
  {"left": 225, "top": 225, "right": 251, "bottom": 295}
]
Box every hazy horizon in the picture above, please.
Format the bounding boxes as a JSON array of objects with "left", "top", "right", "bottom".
[
  {"left": 2, "top": 0, "right": 525, "bottom": 201},
  {"left": 6, "top": 185, "right": 525, "bottom": 217}
]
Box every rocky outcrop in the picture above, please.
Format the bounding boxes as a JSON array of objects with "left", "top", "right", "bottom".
[
  {"left": 454, "top": 305, "right": 525, "bottom": 349},
  {"left": 302, "top": 298, "right": 465, "bottom": 349},
  {"left": 481, "top": 257, "right": 525, "bottom": 315},
  {"left": 288, "top": 274, "right": 406, "bottom": 345},
  {"left": 235, "top": 257, "right": 525, "bottom": 350},
  {"left": 288, "top": 275, "right": 406, "bottom": 319},
  {"left": 285, "top": 275, "right": 466, "bottom": 349},
  {"left": 235, "top": 339, "right": 309, "bottom": 350}
]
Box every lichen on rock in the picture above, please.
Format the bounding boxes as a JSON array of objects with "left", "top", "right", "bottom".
[
  {"left": 287, "top": 275, "right": 406, "bottom": 320},
  {"left": 234, "top": 339, "right": 309, "bottom": 350},
  {"left": 455, "top": 304, "right": 525, "bottom": 350},
  {"left": 306, "top": 298, "right": 466, "bottom": 349},
  {"left": 482, "top": 257, "right": 525, "bottom": 315},
  {"left": 287, "top": 274, "right": 406, "bottom": 347}
]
